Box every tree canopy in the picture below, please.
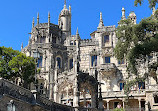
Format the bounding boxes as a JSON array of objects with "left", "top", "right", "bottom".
[
  {"left": 114, "top": 2, "right": 158, "bottom": 95},
  {"left": 134, "top": 0, "right": 158, "bottom": 9},
  {"left": 9, "top": 53, "right": 35, "bottom": 88},
  {"left": 0, "top": 46, "right": 35, "bottom": 88},
  {"left": 0, "top": 46, "right": 20, "bottom": 79}
]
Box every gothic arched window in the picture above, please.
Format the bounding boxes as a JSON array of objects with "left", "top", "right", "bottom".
[
  {"left": 69, "top": 59, "right": 73, "bottom": 69},
  {"left": 37, "top": 55, "right": 43, "bottom": 67},
  {"left": 91, "top": 55, "right": 97, "bottom": 66},
  {"left": 57, "top": 57, "right": 61, "bottom": 68}
]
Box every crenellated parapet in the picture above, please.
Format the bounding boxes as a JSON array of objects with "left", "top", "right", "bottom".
[
  {"left": 97, "top": 25, "right": 116, "bottom": 32},
  {"left": 80, "top": 39, "right": 99, "bottom": 46}
]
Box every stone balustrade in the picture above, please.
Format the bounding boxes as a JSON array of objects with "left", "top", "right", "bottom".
[
  {"left": 102, "top": 89, "right": 145, "bottom": 98},
  {"left": 0, "top": 78, "right": 34, "bottom": 104}
]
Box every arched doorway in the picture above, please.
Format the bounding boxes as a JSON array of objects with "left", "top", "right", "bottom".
[{"left": 77, "top": 72, "right": 98, "bottom": 108}]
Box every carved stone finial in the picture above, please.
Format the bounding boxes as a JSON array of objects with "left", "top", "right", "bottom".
[
  {"left": 98, "top": 12, "right": 104, "bottom": 28},
  {"left": 122, "top": 7, "right": 126, "bottom": 20},
  {"left": 32, "top": 17, "right": 34, "bottom": 28},
  {"left": 37, "top": 12, "right": 39, "bottom": 25},
  {"left": 64, "top": 0, "right": 67, "bottom": 9},
  {"left": 21, "top": 42, "right": 23, "bottom": 50}
]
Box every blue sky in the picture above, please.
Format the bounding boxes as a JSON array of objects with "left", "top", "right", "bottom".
[{"left": 0, "top": 0, "right": 155, "bottom": 51}]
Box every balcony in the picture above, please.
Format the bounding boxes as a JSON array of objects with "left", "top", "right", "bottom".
[
  {"left": 102, "top": 89, "right": 145, "bottom": 98},
  {"left": 99, "top": 63, "right": 117, "bottom": 76}
]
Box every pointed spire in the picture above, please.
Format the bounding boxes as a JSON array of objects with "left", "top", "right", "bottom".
[
  {"left": 37, "top": 13, "right": 39, "bottom": 25},
  {"left": 100, "top": 12, "right": 103, "bottom": 21},
  {"left": 69, "top": 5, "right": 71, "bottom": 13},
  {"left": 122, "top": 7, "right": 126, "bottom": 20},
  {"left": 76, "top": 27, "right": 79, "bottom": 35},
  {"left": 48, "top": 12, "right": 50, "bottom": 26},
  {"left": 21, "top": 42, "right": 23, "bottom": 50},
  {"left": 32, "top": 17, "right": 34, "bottom": 28},
  {"left": 98, "top": 12, "right": 104, "bottom": 28},
  {"left": 64, "top": 0, "right": 67, "bottom": 9},
  {"left": 152, "top": 7, "right": 156, "bottom": 15}
]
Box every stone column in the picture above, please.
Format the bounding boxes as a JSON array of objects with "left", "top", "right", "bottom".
[
  {"left": 107, "top": 100, "right": 109, "bottom": 110},
  {"left": 138, "top": 99, "right": 141, "bottom": 111},
  {"left": 83, "top": 89, "right": 86, "bottom": 107},
  {"left": 54, "top": 60, "right": 58, "bottom": 102},
  {"left": 145, "top": 101, "right": 149, "bottom": 111},
  {"left": 67, "top": 87, "right": 69, "bottom": 101},
  {"left": 122, "top": 99, "right": 125, "bottom": 109}
]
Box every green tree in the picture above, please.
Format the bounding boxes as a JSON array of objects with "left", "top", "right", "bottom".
[
  {"left": 9, "top": 53, "right": 35, "bottom": 88},
  {"left": 114, "top": 2, "right": 158, "bottom": 95},
  {"left": 0, "top": 46, "right": 20, "bottom": 79},
  {"left": 134, "top": 0, "right": 158, "bottom": 9}
]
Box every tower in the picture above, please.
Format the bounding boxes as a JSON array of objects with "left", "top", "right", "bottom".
[
  {"left": 129, "top": 11, "right": 136, "bottom": 24},
  {"left": 58, "top": 0, "right": 71, "bottom": 41}
]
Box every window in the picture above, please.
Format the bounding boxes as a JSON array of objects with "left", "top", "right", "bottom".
[
  {"left": 104, "top": 35, "right": 109, "bottom": 43},
  {"left": 37, "top": 56, "right": 43, "bottom": 67},
  {"left": 74, "top": 41, "right": 76, "bottom": 45},
  {"left": 57, "top": 57, "right": 61, "bottom": 68},
  {"left": 40, "top": 83, "right": 44, "bottom": 94},
  {"left": 154, "top": 95, "right": 158, "bottom": 103},
  {"left": 91, "top": 55, "right": 97, "bottom": 66},
  {"left": 52, "top": 37, "right": 56, "bottom": 43},
  {"left": 105, "top": 57, "right": 110, "bottom": 63},
  {"left": 70, "top": 41, "right": 73, "bottom": 45},
  {"left": 120, "top": 82, "right": 125, "bottom": 90},
  {"left": 138, "top": 82, "right": 145, "bottom": 89},
  {"left": 118, "top": 59, "right": 124, "bottom": 64},
  {"left": 69, "top": 59, "right": 73, "bottom": 69}
]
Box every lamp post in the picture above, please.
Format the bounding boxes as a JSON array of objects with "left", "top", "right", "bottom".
[{"left": 33, "top": 49, "right": 40, "bottom": 91}]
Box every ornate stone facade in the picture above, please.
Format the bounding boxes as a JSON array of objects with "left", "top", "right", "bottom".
[{"left": 20, "top": 3, "right": 158, "bottom": 111}]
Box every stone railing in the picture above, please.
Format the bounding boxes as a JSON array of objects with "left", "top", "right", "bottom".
[
  {"left": 100, "top": 63, "right": 116, "bottom": 70},
  {"left": 73, "top": 107, "right": 98, "bottom": 111},
  {"left": 0, "top": 78, "right": 34, "bottom": 104},
  {"left": 31, "top": 43, "right": 67, "bottom": 50},
  {"left": 80, "top": 39, "right": 99, "bottom": 46},
  {"left": 97, "top": 25, "right": 116, "bottom": 32},
  {"left": 102, "top": 89, "right": 145, "bottom": 98},
  {"left": 0, "top": 78, "right": 75, "bottom": 111},
  {"left": 99, "top": 63, "right": 117, "bottom": 75},
  {"left": 146, "top": 84, "right": 158, "bottom": 91}
]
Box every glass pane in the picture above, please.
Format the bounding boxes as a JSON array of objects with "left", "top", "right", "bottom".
[
  {"left": 105, "top": 57, "right": 110, "bottom": 63},
  {"left": 57, "top": 57, "right": 61, "bottom": 68},
  {"left": 104, "top": 35, "right": 109, "bottom": 43},
  {"left": 37, "top": 56, "right": 43, "bottom": 67},
  {"left": 70, "top": 59, "right": 73, "bottom": 69},
  {"left": 91, "top": 55, "right": 97, "bottom": 66}
]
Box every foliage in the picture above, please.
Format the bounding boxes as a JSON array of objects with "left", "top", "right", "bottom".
[
  {"left": 113, "top": 108, "right": 125, "bottom": 111},
  {"left": 134, "top": 0, "right": 158, "bottom": 9},
  {"left": 9, "top": 53, "right": 35, "bottom": 88},
  {"left": 115, "top": 11, "right": 158, "bottom": 94},
  {"left": 0, "top": 46, "right": 20, "bottom": 79}
]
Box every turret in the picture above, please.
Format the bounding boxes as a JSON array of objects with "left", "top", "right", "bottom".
[
  {"left": 152, "top": 7, "right": 156, "bottom": 15},
  {"left": 98, "top": 12, "right": 104, "bottom": 28},
  {"left": 129, "top": 11, "right": 136, "bottom": 24},
  {"left": 58, "top": 0, "right": 71, "bottom": 40},
  {"left": 122, "top": 7, "right": 126, "bottom": 20}
]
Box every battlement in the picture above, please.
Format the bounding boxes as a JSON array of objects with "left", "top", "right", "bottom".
[
  {"left": 97, "top": 25, "right": 116, "bottom": 32},
  {"left": 80, "top": 39, "right": 99, "bottom": 46}
]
